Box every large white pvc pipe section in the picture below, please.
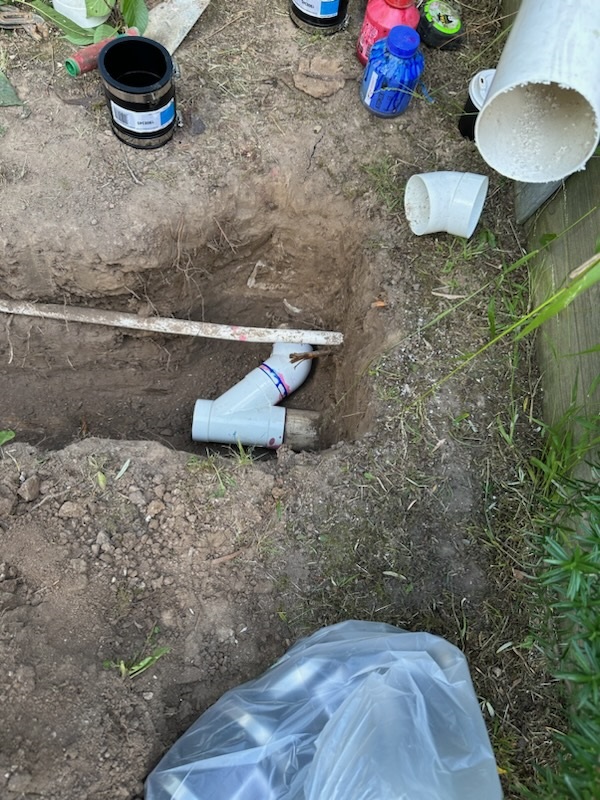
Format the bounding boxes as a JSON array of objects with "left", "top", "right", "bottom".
[
  {"left": 192, "top": 342, "right": 313, "bottom": 448},
  {"left": 475, "top": 0, "right": 600, "bottom": 183}
]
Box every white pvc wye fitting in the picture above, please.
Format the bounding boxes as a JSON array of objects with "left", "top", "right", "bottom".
[
  {"left": 474, "top": 0, "right": 600, "bottom": 183},
  {"left": 191, "top": 342, "right": 313, "bottom": 449},
  {"left": 404, "top": 171, "right": 489, "bottom": 238}
]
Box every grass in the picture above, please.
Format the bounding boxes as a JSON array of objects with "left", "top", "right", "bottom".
[
  {"left": 523, "top": 445, "right": 600, "bottom": 799},
  {"left": 187, "top": 453, "right": 237, "bottom": 497},
  {"left": 103, "top": 624, "right": 170, "bottom": 680}
]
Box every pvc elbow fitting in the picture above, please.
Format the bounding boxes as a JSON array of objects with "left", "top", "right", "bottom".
[{"left": 404, "top": 171, "right": 488, "bottom": 238}]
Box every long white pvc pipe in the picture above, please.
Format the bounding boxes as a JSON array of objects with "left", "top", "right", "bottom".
[
  {"left": 192, "top": 343, "right": 313, "bottom": 448},
  {"left": 475, "top": 0, "right": 600, "bottom": 183},
  {"left": 0, "top": 299, "right": 343, "bottom": 346}
]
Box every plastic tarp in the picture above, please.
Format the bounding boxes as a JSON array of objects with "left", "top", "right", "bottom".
[{"left": 145, "top": 620, "right": 503, "bottom": 800}]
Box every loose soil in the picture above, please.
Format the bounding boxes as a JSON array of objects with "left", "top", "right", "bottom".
[{"left": 1, "top": 2, "right": 560, "bottom": 798}]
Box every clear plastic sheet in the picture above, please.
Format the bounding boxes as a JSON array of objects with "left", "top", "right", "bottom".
[{"left": 145, "top": 620, "right": 503, "bottom": 800}]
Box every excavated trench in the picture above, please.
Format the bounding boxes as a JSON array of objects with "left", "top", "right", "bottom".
[{"left": 0, "top": 179, "right": 382, "bottom": 452}]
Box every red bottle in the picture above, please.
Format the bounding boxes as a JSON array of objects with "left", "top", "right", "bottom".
[{"left": 357, "top": 0, "right": 420, "bottom": 65}]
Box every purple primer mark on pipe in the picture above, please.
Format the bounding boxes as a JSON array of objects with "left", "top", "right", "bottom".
[{"left": 259, "top": 363, "right": 290, "bottom": 400}]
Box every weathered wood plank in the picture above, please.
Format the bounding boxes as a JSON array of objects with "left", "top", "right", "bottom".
[{"left": 530, "top": 155, "right": 600, "bottom": 439}]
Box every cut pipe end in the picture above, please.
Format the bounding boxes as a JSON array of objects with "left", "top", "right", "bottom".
[
  {"left": 475, "top": 82, "right": 599, "bottom": 183},
  {"left": 192, "top": 400, "right": 287, "bottom": 449},
  {"left": 404, "top": 171, "right": 488, "bottom": 238}
]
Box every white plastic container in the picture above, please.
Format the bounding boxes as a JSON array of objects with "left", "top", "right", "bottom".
[
  {"left": 52, "top": 0, "right": 110, "bottom": 29},
  {"left": 475, "top": 0, "right": 600, "bottom": 182},
  {"left": 404, "top": 171, "right": 489, "bottom": 238}
]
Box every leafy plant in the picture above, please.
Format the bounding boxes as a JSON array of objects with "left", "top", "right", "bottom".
[
  {"left": 103, "top": 625, "right": 170, "bottom": 679},
  {"left": 0, "top": 430, "right": 15, "bottom": 447},
  {"left": 26, "top": 0, "right": 148, "bottom": 45},
  {"left": 527, "top": 464, "right": 600, "bottom": 799}
]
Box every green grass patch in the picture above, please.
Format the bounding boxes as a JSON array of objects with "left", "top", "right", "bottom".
[{"left": 525, "top": 427, "right": 600, "bottom": 798}]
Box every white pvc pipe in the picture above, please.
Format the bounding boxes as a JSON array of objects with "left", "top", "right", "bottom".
[
  {"left": 0, "top": 299, "right": 343, "bottom": 346},
  {"left": 475, "top": 0, "right": 600, "bottom": 183},
  {"left": 404, "top": 172, "right": 488, "bottom": 238},
  {"left": 192, "top": 343, "right": 313, "bottom": 448}
]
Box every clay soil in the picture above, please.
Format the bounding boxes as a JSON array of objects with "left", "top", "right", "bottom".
[{"left": 1, "top": 2, "right": 560, "bottom": 798}]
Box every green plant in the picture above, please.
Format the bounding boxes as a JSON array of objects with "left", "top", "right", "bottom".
[
  {"left": 439, "top": 228, "right": 497, "bottom": 274},
  {"left": 187, "top": 453, "right": 236, "bottom": 497},
  {"left": 0, "top": 430, "right": 15, "bottom": 447},
  {"left": 26, "top": 0, "right": 148, "bottom": 45},
  {"left": 411, "top": 252, "right": 600, "bottom": 409},
  {"left": 103, "top": 625, "right": 170, "bottom": 679},
  {"left": 526, "top": 463, "right": 600, "bottom": 799},
  {"left": 229, "top": 440, "right": 254, "bottom": 467},
  {"left": 361, "top": 156, "right": 405, "bottom": 212}
]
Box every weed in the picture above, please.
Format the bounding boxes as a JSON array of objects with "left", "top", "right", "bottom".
[
  {"left": 0, "top": 430, "right": 15, "bottom": 447},
  {"left": 438, "top": 228, "right": 497, "bottom": 275},
  {"left": 229, "top": 440, "right": 254, "bottom": 467},
  {"left": 409, "top": 252, "right": 600, "bottom": 409},
  {"left": 87, "top": 454, "right": 108, "bottom": 493},
  {"left": 361, "top": 156, "right": 405, "bottom": 212},
  {"left": 526, "top": 461, "right": 600, "bottom": 799},
  {"left": 187, "top": 453, "right": 236, "bottom": 497},
  {"left": 103, "top": 625, "right": 170, "bottom": 680}
]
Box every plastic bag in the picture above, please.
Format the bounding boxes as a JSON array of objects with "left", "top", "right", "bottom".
[{"left": 145, "top": 620, "right": 503, "bottom": 800}]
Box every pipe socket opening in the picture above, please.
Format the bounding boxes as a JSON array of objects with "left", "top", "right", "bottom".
[
  {"left": 475, "top": 82, "right": 599, "bottom": 183},
  {"left": 404, "top": 172, "right": 488, "bottom": 238}
]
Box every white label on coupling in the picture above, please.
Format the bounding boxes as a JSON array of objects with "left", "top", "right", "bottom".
[
  {"left": 364, "top": 70, "right": 379, "bottom": 105},
  {"left": 292, "top": 0, "right": 341, "bottom": 19},
  {"left": 110, "top": 98, "right": 175, "bottom": 133}
]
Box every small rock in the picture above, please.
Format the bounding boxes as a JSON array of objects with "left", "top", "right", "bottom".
[
  {"left": 7, "top": 771, "right": 32, "bottom": 792},
  {"left": 91, "top": 544, "right": 100, "bottom": 557},
  {"left": 70, "top": 558, "right": 87, "bottom": 575},
  {"left": 0, "top": 488, "right": 16, "bottom": 518},
  {"left": 0, "top": 578, "right": 18, "bottom": 594},
  {"left": 96, "top": 531, "right": 110, "bottom": 547},
  {"left": 58, "top": 501, "right": 83, "bottom": 519},
  {"left": 143, "top": 691, "right": 154, "bottom": 700},
  {"left": 0, "top": 562, "right": 18, "bottom": 582},
  {"left": 129, "top": 490, "right": 145, "bottom": 507},
  {"left": 146, "top": 500, "right": 165, "bottom": 519},
  {"left": 17, "top": 475, "right": 41, "bottom": 502}
]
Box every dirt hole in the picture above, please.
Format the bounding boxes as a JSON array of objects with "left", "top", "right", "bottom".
[{"left": 1, "top": 177, "right": 381, "bottom": 452}]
